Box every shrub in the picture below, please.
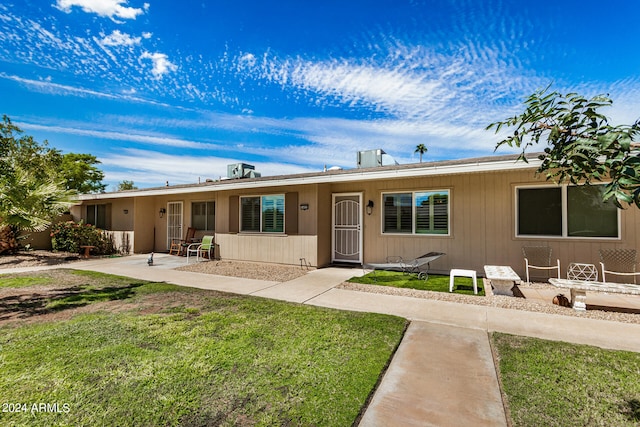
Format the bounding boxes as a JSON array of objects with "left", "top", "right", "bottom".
[{"left": 50, "top": 221, "right": 115, "bottom": 255}]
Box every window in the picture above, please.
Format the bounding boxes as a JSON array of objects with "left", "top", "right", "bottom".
[
  {"left": 382, "top": 190, "right": 450, "bottom": 235},
  {"left": 86, "top": 204, "right": 107, "bottom": 229},
  {"left": 240, "top": 195, "right": 284, "bottom": 233},
  {"left": 192, "top": 201, "right": 215, "bottom": 230},
  {"left": 567, "top": 186, "right": 618, "bottom": 237},
  {"left": 517, "top": 184, "right": 619, "bottom": 238}
]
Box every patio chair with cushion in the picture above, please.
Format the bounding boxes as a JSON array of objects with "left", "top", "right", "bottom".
[
  {"left": 522, "top": 246, "right": 560, "bottom": 284},
  {"left": 186, "top": 235, "right": 214, "bottom": 263},
  {"left": 599, "top": 249, "right": 639, "bottom": 284},
  {"left": 365, "top": 252, "right": 446, "bottom": 281},
  {"left": 169, "top": 227, "right": 197, "bottom": 255}
]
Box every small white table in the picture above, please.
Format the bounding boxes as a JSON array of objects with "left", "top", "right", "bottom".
[
  {"left": 484, "top": 265, "right": 521, "bottom": 296},
  {"left": 549, "top": 278, "right": 640, "bottom": 311},
  {"left": 449, "top": 269, "right": 478, "bottom": 294}
]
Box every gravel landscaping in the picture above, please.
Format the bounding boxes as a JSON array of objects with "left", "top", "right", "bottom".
[
  {"left": 339, "top": 281, "right": 640, "bottom": 325},
  {"left": 176, "top": 259, "right": 312, "bottom": 282}
]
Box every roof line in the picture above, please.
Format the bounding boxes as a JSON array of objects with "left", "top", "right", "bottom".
[{"left": 77, "top": 153, "right": 541, "bottom": 201}]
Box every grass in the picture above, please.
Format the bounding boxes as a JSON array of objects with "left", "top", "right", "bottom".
[
  {"left": 492, "top": 333, "right": 640, "bottom": 427},
  {"left": 0, "top": 270, "right": 407, "bottom": 426},
  {"left": 0, "top": 276, "right": 53, "bottom": 288},
  {"left": 349, "top": 270, "right": 485, "bottom": 296}
]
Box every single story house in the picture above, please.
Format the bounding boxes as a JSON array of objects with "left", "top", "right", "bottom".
[{"left": 72, "top": 152, "right": 640, "bottom": 280}]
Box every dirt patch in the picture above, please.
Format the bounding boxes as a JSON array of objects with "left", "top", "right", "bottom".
[
  {"left": 176, "top": 259, "right": 312, "bottom": 282},
  {"left": 0, "top": 270, "right": 223, "bottom": 326},
  {"left": 0, "top": 250, "right": 81, "bottom": 269}
]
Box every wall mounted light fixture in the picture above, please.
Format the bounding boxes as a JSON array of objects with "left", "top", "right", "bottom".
[
  {"left": 300, "top": 203, "right": 309, "bottom": 211},
  {"left": 159, "top": 208, "right": 166, "bottom": 218},
  {"left": 366, "top": 200, "right": 374, "bottom": 215}
]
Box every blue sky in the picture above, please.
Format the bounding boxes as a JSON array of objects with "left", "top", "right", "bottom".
[{"left": 1, "top": 0, "right": 639, "bottom": 189}]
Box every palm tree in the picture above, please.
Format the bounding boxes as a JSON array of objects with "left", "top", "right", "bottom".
[
  {"left": 0, "top": 163, "right": 75, "bottom": 254},
  {"left": 0, "top": 115, "right": 77, "bottom": 254},
  {"left": 414, "top": 144, "right": 428, "bottom": 163}
]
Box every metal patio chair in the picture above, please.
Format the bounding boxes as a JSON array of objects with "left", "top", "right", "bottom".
[
  {"left": 522, "top": 246, "right": 560, "bottom": 284},
  {"left": 599, "top": 249, "right": 639, "bottom": 284}
]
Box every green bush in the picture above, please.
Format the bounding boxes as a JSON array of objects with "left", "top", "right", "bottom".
[{"left": 50, "top": 221, "right": 115, "bottom": 255}]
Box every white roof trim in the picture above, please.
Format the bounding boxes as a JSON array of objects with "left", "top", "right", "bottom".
[{"left": 77, "top": 156, "right": 542, "bottom": 201}]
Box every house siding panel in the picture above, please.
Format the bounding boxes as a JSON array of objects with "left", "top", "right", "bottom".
[{"left": 215, "top": 234, "right": 317, "bottom": 266}]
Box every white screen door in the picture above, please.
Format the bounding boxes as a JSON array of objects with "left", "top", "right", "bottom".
[
  {"left": 166, "top": 201, "right": 183, "bottom": 250},
  {"left": 332, "top": 193, "right": 362, "bottom": 263}
]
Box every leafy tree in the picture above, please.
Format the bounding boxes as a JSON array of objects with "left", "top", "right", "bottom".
[
  {"left": 117, "top": 180, "right": 138, "bottom": 191},
  {"left": 414, "top": 143, "right": 428, "bottom": 163},
  {"left": 487, "top": 88, "right": 640, "bottom": 207},
  {"left": 0, "top": 115, "right": 76, "bottom": 253},
  {"left": 56, "top": 152, "right": 106, "bottom": 193}
]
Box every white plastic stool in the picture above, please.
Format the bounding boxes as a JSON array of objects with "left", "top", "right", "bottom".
[{"left": 449, "top": 269, "right": 478, "bottom": 294}]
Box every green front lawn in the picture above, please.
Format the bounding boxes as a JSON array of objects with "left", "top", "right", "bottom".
[
  {"left": 349, "top": 270, "right": 485, "bottom": 296},
  {"left": 0, "top": 270, "right": 407, "bottom": 426},
  {"left": 492, "top": 333, "right": 640, "bottom": 427}
]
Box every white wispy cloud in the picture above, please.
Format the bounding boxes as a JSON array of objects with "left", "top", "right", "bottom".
[
  {"left": 54, "top": 0, "right": 148, "bottom": 22},
  {"left": 17, "top": 121, "right": 221, "bottom": 150},
  {"left": 99, "top": 30, "right": 142, "bottom": 47},
  {"left": 232, "top": 39, "right": 545, "bottom": 129},
  {"left": 0, "top": 73, "right": 173, "bottom": 107},
  {"left": 140, "top": 51, "right": 178, "bottom": 79},
  {"left": 100, "top": 149, "right": 314, "bottom": 186}
]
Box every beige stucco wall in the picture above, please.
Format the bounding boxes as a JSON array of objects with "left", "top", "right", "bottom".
[
  {"left": 133, "top": 197, "right": 155, "bottom": 253},
  {"left": 110, "top": 198, "right": 134, "bottom": 231},
  {"left": 20, "top": 214, "right": 73, "bottom": 250}
]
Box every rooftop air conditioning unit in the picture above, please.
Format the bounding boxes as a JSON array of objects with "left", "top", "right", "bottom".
[
  {"left": 357, "top": 149, "right": 399, "bottom": 168},
  {"left": 227, "top": 163, "right": 261, "bottom": 179}
]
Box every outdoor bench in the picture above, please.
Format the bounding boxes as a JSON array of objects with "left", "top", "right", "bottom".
[
  {"left": 549, "top": 278, "right": 640, "bottom": 311},
  {"left": 483, "top": 265, "right": 521, "bottom": 296}
]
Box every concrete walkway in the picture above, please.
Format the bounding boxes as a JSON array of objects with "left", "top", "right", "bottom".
[
  {"left": 3, "top": 253, "right": 640, "bottom": 426},
  {"left": 358, "top": 322, "right": 506, "bottom": 427}
]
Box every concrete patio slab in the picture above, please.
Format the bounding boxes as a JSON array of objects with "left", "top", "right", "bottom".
[{"left": 72, "top": 254, "right": 279, "bottom": 295}]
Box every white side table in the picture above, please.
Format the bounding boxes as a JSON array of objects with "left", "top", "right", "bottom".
[{"left": 449, "top": 269, "right": 478, "bottom": 294}]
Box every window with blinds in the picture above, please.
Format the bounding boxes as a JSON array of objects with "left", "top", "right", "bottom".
[
  {"left": 382, "top": 190, "right": 449, "bottom": 235},
  {"left": 240, "top": 195, "right": 284, "bottom": 233},
  {"left": 191, "top": 201, "right": 215, "bottom": 230},
  {"left": 261, "top": 195, "right": 284, "bottom": 233}
]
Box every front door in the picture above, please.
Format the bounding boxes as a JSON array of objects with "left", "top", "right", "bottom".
[
  {"left": 332, "top": 193, "right": 362, "bottom": 264},
  {"left": 166, "top": 201, "right": 183, "bottom": 250}
]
